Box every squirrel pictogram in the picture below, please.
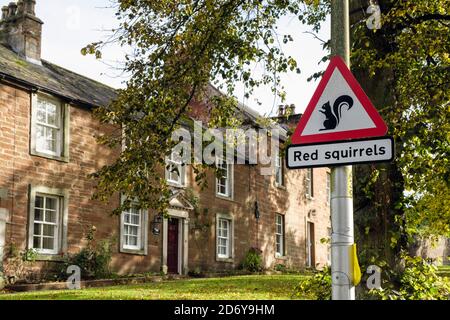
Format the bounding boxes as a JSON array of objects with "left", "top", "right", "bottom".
[{"left": 319, "top": 95, "right": 354, "bottom": 131}]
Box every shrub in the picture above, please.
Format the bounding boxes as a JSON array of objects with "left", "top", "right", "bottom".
[
  {"left": 242, "top": 247, "right": 263, "bottom": 272},
  {"left": 60, "top": 226, "right": 114, "bottom": 280},
  {"left": 2, "top": 245, "right": 38, "bottom": 284},
  {"left": 294, "top": 266, "right": 332, "bottom": 300},
  {"left": 365, "top": 255, "right": 450, "bottom": 300},
  {"left": 275, "top": 264, "right": 287, "bottom": 273}
]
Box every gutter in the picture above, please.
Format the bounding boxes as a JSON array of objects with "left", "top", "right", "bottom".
[{"left": 0, "top": 72, "right": 101, "bottom": 109}]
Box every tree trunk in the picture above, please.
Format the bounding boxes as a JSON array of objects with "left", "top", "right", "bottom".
[{"left": 349, "top": 0, "right": 407, "bottom": 266}]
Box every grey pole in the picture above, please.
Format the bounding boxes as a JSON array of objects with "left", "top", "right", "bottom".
[{"left": 330, "top": 0, "right": 355, "bottom": 300}]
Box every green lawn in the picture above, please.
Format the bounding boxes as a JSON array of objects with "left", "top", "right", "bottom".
[
  {"left": 438, "top": 265, "right": 450, "bottom": 278},
  {"left": 0, "top": 275, "right": 309, "bottom": 300}
]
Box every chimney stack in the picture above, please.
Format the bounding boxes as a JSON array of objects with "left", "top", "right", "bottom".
[
  {"left": 278, "top": 105, "right": 285, "bottom": 117},
  {"left": 1, "top": 7, "right": 8, "bottom": 20},
  {"left": 277, "top": 104, "right": 296, "bottom": 117},
  {"left": 8, "top": 2, "right": 17, "bottom": 17},
  {"left": 0, "top": 0, "right": 43, "bottom": 64},
  {"left": 286, "top": 104, "right": 296, "bottom": 116}
]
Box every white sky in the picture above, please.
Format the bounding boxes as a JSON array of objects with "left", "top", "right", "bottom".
[{"left": 1, "top": 0, "right": 330, "bottom": 116}]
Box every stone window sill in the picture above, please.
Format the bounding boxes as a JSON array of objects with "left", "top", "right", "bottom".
[
  {"left": 215, "top": 194, "right": 235, "bottom": 203},
  {"left": 34, "top": 254, "right": 67, "bottom": 262},
  {"left": 167, "top": 182, "right": 187, "bottom": 189},
  {"left": 120, "top": 248, "right": 147, "bottom": 256},
  {"left": 275, "top": 183, "right": 287, "bottom": 190},
  {"left": 216, "top": 257, "right": 234, "bottom": 263},
  {"left": 31, "top": 150, "right": 69, "bottom": 163}
]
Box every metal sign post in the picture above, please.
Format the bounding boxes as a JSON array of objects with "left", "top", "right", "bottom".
[{"left": 330, "top": 0, "right": 354, "bottom": 300}]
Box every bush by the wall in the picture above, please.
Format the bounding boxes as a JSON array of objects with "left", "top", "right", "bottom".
[
  {"left": 242, "top": 247, "right": 263, "bottom": 272},
  {"left": 60, "top": 226, "right": 114, "bottom": 280}
]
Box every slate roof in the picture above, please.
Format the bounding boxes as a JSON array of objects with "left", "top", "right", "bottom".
[
  {"left": 0, "top": 44, "right": 117, "bottom": 107},
  {"left": 0, "top": 43, "right": 292, "bottom": 139}
]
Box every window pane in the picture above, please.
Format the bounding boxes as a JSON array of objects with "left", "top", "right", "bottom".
[
  {"left": 42, "top": 237, "right": 54, "bottom": 250},
  {"left": 46, "top": 104, "right": 57, "bottom": 126},
  {"left": 36, "top": 105, "right": 46, "bottom": 123},
  {"left": 43, "top": 224, "right": 55, "bottom": 237},
  {"left": 130, "top": 214, "right": 140, "bottom": 225},
  {"left": 46, "top": 128, "right": 57, "bottom": 152},
  {"left": 129, "top": 236, "right": 138, "bottom": 246},
  {"left": 36, "top": 125, "right": 46, "bottom": 150},
  {"left": 35, "top": 196, "right": 44, "bottom": 208},
  {"left": 33, "top": 236, "right": 41, "bottom": 249},
  {"left": 34, "top": 209, "right": 43, "bottom": 221},
  {"left": 33, "top": 223, "right": 42, "bottom": 236},
  {"left": 131, "top": 225, "right": 139, "bottom": 236},
  {"left": 45, "top": 210, "right": 57, "bottom": 224}
]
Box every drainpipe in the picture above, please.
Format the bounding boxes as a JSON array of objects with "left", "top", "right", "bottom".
[{"left": 0, "top": 207, "right": 8, "bottom": 289}]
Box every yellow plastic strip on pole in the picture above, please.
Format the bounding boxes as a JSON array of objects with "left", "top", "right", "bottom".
[{"left": 351, "top": 244, "right": 362, "bottom": 286}]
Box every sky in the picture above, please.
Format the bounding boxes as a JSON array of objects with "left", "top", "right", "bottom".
[{"left": 1, "top": 0, "right": 330, "bottom": 116}]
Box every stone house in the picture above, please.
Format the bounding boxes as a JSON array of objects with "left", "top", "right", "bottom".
[{"left": 0, "top": 0, "right": 332, "bottom": 278}]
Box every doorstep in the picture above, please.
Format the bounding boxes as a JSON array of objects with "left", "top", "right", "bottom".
[{"left": 6, "top": 274, "right": 188, "bottom": 293}]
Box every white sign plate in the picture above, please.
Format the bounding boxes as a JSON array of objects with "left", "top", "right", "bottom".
[{"left": 286, "top": 137, "right": 394, "bottom": 169}]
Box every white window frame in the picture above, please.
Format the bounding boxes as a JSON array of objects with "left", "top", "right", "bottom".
[
  {"left": 119, "top": 196, "right": 148, "bottom": 255},
  {"left": 275, "top": 214, "right": 285, "bottom": 257},
  {"left": 216, "top": 213, "right": 233, "bottom": 261},
  {"left": 165, "top": 149, "right": 186, "bottom": 187},
  {"left": 216, "top": 157, "right": 233, "bottom": 199},
  {"left": 275, "top": 153, "right": 284, "bottom": 187},
  {"left": 30, "top": 92, "right": 70, "bottom": 162},
  {"left": 28, "top": 186, "right": 69, "bottom": 257},
  {"left": 32, "top": 194, "right": 59, "bottom": 255},
  {"left": 306, "top": 168, "right": 314, "bottom": 199}
]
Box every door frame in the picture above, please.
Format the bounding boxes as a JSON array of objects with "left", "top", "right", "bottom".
[
  {"left": 306, "top": 220, "right": 316, "bottom": 268},
  {"left": 162, "top": 209, "right": 189, "bottom": 275}
]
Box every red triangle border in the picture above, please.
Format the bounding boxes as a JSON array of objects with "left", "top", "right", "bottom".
[{"left": 291, "top": 56, "right": 388, "bottom": 144}]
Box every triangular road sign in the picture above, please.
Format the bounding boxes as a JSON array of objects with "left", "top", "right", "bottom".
[{"left": 291, "top": 56, "right": 388, "bottom": 144}]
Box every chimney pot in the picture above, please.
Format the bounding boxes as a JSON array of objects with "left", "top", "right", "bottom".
[
  {"left": 1, "top": 6, "right": 8, "bottom": 20},
  {"left": 278, "top": 105, "right": 285, "bottom": 117},
  {"left": 17, "top": 1, "right": 24, "bottom": 15},
  {"left": 8, "top": 2, "right": 17, "bottom": 18},
  {"left": 23, "top": 0, "right": 36, "bottom": 15},
  {"left": 287, "top": 104, "right": 296, "bottom": 116}
]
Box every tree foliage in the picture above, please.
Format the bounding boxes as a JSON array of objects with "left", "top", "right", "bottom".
[
  {"left": 85, "top": 0, "right": 449, "bottom": 251},
  {"left": 84, "top": 0, "right": 326, "bottom": 214},
  {"left": 348, "top": 0, "right": 450, "bottom": 250}
]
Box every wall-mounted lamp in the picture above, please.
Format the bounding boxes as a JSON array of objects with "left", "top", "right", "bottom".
[
  {"left": 254, "top": 201, "right": 260, "bottom": 220},
  {"left": 151, "top": 213, "right": 163, "bottom": 235}
]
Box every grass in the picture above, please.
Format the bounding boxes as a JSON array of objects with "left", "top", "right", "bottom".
[
  {"left": 438, "top": 265, "right": 450, "bottom": 278},
  {"left": 0, "top": 275, "right": 309, "bottom": 300}
]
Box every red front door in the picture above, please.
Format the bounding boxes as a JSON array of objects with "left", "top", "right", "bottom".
[{"left": 167, "top": 218, "right": 179, "bottom": 274}]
